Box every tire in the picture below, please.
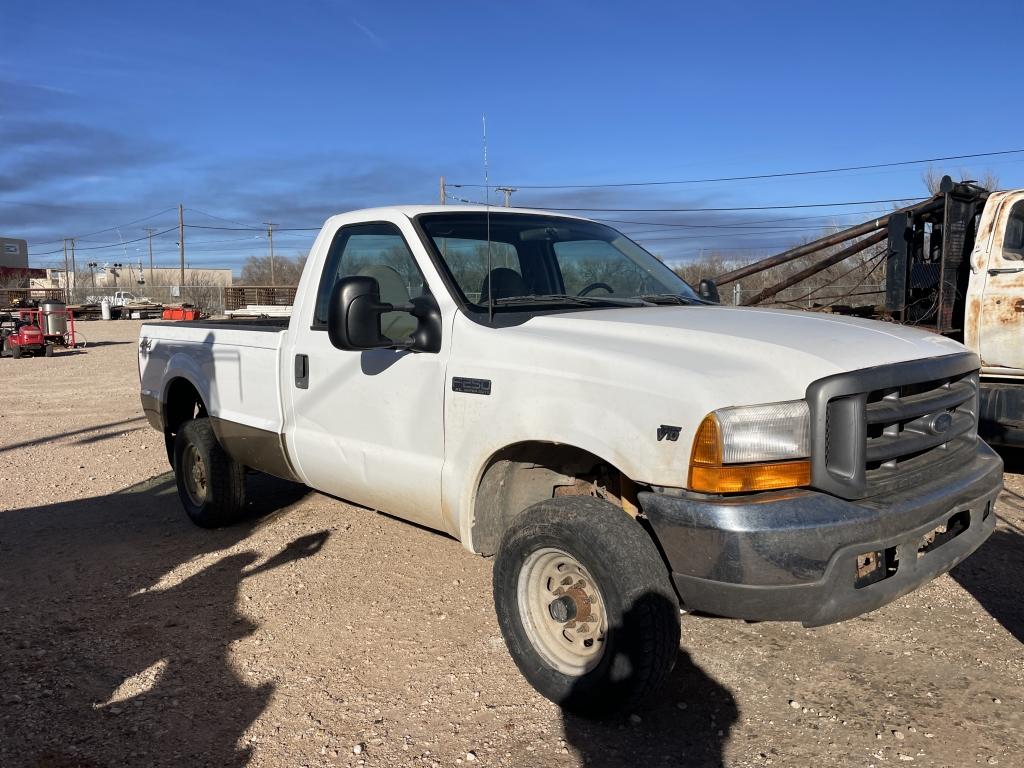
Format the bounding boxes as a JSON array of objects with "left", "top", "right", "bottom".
[
  {"left": 172, "top": 417, "right": 246, "bottom": 528},
  {"left": 43, "top": 344, "right": 54, "bottom": 358},
  {"left": 493, "top": 497, "right": 680, "bottom": 715},
  {"left": 11, "top": 343, "right": 21, "bottom": 360},
  {"left": 164, "top": 431, "right": 176, "bottom": 469}
]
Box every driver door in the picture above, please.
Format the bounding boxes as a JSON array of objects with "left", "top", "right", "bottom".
[
  {"left": 974, "top": 194, "right": 1024, "bottom": 372},
  {"left": 286, "top": 221, "right": 449, "bottom": 529}
]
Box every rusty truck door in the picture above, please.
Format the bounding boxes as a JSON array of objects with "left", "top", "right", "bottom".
[{"left": 970, "top": 191, "right": 1024, "bottom": 373}]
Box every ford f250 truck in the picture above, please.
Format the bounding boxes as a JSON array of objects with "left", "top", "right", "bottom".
[{"left": 139, "top": 206, "right": 1003, "bottom": 713}]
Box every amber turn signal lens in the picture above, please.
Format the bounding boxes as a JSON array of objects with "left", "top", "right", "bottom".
[
  {"left": 688, "top": 460, "right": 811, "bottom": 494},
  {"left": 690, "top": 413, "right": 722, "bottom": 466}
]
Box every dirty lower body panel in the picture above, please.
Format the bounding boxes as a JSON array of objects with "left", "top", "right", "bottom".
[
  {"left": 979, "top": 380, "right": 1024, "bottom": 447},
  {"left": 640, "top": 441, "right": 1002, "bottom": 627}
]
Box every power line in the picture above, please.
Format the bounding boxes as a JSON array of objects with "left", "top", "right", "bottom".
[
  {"left": 448, "top": 190, "right": 924, "bottom": 212},
  {"left": 29, "top": 227, "right": 178, "bottom": 257},
  {"left": 521, "top": 197, "right": 925, "bottom": 213},
  {"left": 593, "top": 209, "right": 892, "bottom": 229},
  {"left": 26, "top": 207, "right": 178, "bottom": 246},
  {"left": 186, "top": 207, "right": 264, "bottom": 229},
  {"left": 184, "top": 223, "right": 319, "bottom": 232},
  {"left": 621, "top": 223, "right": 853, "bottom": 237},
  {"left": 448, "top": 147, "right": 1024, "bottom": 189},
  {"left": 634, "top": 228, "right": 830, "bottom": 243}
]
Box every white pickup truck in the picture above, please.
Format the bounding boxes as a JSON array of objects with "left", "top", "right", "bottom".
[{"left": 139, "top": 206, "right": 1002, "bottom": 713}]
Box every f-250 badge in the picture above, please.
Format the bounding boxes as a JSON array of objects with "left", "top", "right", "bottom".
[{"left": 657, "top": 425, "right": 681, "bottom": 442}]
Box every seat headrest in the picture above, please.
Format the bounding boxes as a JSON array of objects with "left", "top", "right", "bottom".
[
  {"left": 479, "top": 267, "right": 528, "bottom": 303},
  {"left": 357, "top": 264, "right": 411, "bottom": 306}
]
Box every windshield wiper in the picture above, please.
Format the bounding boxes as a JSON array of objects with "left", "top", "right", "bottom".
[
  {"left": 635, "top": 293, "right": 700, "bottom": 306},
  {"left": 486, "top": 293, "right": 646, "bottom": 307}
]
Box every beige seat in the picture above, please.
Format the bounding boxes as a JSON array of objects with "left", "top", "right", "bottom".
[{"left": 357, "top": 264, "right": 418, "bottom": 339}]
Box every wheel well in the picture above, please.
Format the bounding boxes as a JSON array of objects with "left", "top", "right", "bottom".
[
  {"left": 164, "top": 378, "right": 207, "bottom": 436},
  {"left": 470, "top": 442, "right": 642, "bottom": 556}
]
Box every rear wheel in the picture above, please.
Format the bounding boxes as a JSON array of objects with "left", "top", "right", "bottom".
[
  {"left": 493, "top": 497, "right": 680, "bottom": 715},
  {"left": 43, "top": 343, "right": 54, "bottom": 358},
  {"left": 173, "top": 417, "right": 246, "bottom": 528},
  {"left": 10, "top": 342, "right": 21, "bottom": 359}
]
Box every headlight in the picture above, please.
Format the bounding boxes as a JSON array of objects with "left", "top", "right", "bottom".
[{"left": 688, "top": 400, "right": 811, "bottom": 493}]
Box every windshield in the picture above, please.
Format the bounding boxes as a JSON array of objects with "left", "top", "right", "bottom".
[{"left": 417, "top": 212, "right": 699, "bottom": 309}]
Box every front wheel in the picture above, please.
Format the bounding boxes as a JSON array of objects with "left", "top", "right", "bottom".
[
  {"left": 173, "top": 417, "right": 246, "bottom": 528},
  {"left": 493, "top": 497, "right": 680, "bottom": 715}
]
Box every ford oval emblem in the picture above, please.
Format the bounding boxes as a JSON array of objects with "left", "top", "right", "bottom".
[{"left": 929, "top": 412, "right": 954, "bottom": 435}]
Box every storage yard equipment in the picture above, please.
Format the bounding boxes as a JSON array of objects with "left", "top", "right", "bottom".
[
  {"left": 1, "top": 305, "right": 78, "bottom": 358},
  {"left": 713, "top": 175, "right": 1024, "bottom": 447}
]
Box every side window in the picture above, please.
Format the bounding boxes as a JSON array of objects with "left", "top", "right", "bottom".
[
  {"left": 313, "top": 223, "right": 426, "bottom": 338},
  {"left": 1002, "top": 201, "right": 1024, "bottom": 261}
]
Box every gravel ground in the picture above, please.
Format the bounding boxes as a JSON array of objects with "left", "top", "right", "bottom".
[{"left": 0, "top": 319, "right": 1021, "bottom": 768}]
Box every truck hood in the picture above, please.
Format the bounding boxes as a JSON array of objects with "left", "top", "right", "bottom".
[{"left": 508, "top": 305, "right": 969, "bottom": 403}]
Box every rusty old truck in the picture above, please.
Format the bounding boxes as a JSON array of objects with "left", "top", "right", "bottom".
[{"left": 711, "top": 175, "right": 1024, "bottom": 448}]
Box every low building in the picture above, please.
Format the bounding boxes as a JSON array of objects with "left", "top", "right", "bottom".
[{"left": 0, "top": 237, "right": 29, "bottom": 269}]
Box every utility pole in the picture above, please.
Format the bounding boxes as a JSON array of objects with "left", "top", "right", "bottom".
[
  {"left": 495, "top": 186, "right": 517, "bottom": 207},
  {"left": 145, "top": 227, "right": 155, "bottom": 286},
  {"left": 439, "top": 176, "right": 446, "bottom": 205},
  {"left": 264, "top": 221, "right": 276, "bottom": 286},
  {"left": 178, "top": 204, "right": 185, "bottom": 291},
  {"left": 62, "top": 239, "right": 69, "bottom": 300},
  {"left": 69, "top": 238, "right": 77, "bottom": 304}
]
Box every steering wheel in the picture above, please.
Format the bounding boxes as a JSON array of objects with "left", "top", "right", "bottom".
[{"left": 577, "top": 282, "right": 614, "bottom": 297}]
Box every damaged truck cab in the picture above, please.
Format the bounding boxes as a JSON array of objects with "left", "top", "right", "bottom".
[
  {"left": 139, "top": 206, "right": 1002, "bottom": 713},
  {"left": 966, "top": 188, "right": 1024, "bottom": 442}
]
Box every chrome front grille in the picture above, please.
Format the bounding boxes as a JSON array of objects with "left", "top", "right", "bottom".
[{"left": 807, "top": 353, "right": 980, "bottom": 499}]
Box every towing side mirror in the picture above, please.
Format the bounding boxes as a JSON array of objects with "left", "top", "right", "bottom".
[
  {"left": 698, "top": 278, "right": 721, "bottom": 304},
  {"left": 327, "top": 275, "right": 442, "bottom": 353},
  {"left": 327, "top": 275, "right": 393, "bottom": 350}
]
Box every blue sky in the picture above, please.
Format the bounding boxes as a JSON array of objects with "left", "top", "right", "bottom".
[{"left": 3, "top": 0, "right": 1024, "bottom": 273}]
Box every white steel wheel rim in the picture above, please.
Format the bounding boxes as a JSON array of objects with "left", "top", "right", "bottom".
[
  {"left": 182, "top": 444, "right": 208, "bottom": 507},
  {"left": 517, "top": 547, "right": 608, "bottom": 676}
]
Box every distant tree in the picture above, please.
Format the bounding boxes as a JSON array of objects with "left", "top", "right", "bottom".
[
  {"left": 240, "top": 252, "right": 308, "bottom": 285},
  {"left": 673, "top": 252, "right": 732, "bottom": 287},
  {"left": 923, "top": 165, "right": 1000, "bottom": 194}
]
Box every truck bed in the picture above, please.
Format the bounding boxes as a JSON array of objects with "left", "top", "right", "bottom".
[
  {"left": 139, "top": 319, "right": 288, "bottom": 436},
  {"left": 146, "top": 317, "right": 290, "bottom": 332}
]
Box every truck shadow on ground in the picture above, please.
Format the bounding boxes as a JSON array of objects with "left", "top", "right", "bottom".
[
  {"left": 562, "top": 595, "right": 738, "bottom": 768},
  {"left": 0, "top": 471, "right": 314, "bottom": 768},
  {"left": 949, "top": 513, "right": 1024, "bottom": 642},
  {"left": 0, "top": 417, "right": 146, "bottom": 454}
]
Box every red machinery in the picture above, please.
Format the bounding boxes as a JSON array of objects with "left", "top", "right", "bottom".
[{"left": 0, "top": 306, "right": 78, "bottom": 359}]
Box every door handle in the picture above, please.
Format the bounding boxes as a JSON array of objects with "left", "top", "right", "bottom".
[
  {"left": 294, "top": 354, "right": 309, "bottom": 389},
  {"left": 987, "top": 267, "right": 1024, "bottom": 275}
]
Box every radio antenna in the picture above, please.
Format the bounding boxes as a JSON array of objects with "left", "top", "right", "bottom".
[{"left": 484, "top": 114, "right": 493, "bottom": 323}]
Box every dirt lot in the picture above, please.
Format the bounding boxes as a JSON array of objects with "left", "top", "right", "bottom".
[{"left": 0, "top": 319, "right": 1021, "bottom": 768}]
